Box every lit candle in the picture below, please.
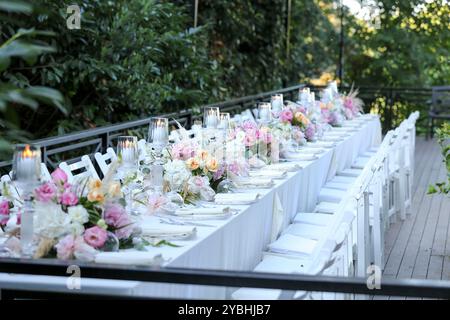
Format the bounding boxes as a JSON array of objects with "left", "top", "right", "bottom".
[
  {"left": 14, "top": 144, "right": 40, "bottom": 185},
  {"left": 218, "top": 112, "right": 230, "bottom": 130},
  {"left": 271, "top": 94, "right": 284, "bottom": 112},
  {"left": 258, "top": 103, "right": 272, "bottom": 122}
]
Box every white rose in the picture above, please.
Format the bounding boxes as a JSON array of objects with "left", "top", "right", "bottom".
[
  {"left": 34, "top": 202, "right": 71, "bottom": 239},
  {"left": 69, "top": 223, "right": 85, "bottom": 236},
  {"left": 67, "top": 205, "right": 89, "bottom": 225}
]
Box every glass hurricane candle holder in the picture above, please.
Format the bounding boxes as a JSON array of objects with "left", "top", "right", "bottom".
[
  {"left": 147, "top": 118, "right": 169, "bottom": 194},
  {"left": 270, "top": 94, "right": 284, "bottom": 113},
  {"left": 258, "top": 102, "right": 272, "bottom": 124},
  {"left": 218, "top": 112, "right": 231, "bottom": 131},
  {"left": 117, "top": 136, "right": 138, "bottom": 170},
  {"left": 12, "top": 144, "right": 41, "bottom": 257},
  {"left": 203, "top": 107, "right": 220, "bottom": 129},
  {"left": 148, "top": 118, "right": 169, "bottom": 157}
]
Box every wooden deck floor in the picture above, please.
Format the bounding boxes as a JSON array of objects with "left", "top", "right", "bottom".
[{"left": 377, "top": 136, "right": 449, "bottom": 299}]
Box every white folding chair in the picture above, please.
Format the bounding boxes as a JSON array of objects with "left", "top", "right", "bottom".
[
  {"left": 40, "top": 163, "right": 52, "bottom": 182},
  {"left": 94, "top": 148, "right": 117, "bottom": 177},
  {"left": 59, "top": 155, "right": 99, "bottom": 184}
]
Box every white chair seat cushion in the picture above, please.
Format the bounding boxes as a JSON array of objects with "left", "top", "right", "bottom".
[
  {"left": 231, "top": 255, "right": 310, "bottom": 300},
  {"left": 315, "top": 202, "right": 339, "bottom": 214},
  {"left": 324, "top": 181, "right": 351, "bottom": 190},
  {"left": 351, "top": 156, "right": 371, "bottom": 170},
  {"left": 283, "top": 223, "right": 327, "bottom": 241},
  {"left": 318, "top": 187, "right": 346, "bottom": 203},
  {"left": 268, "top": 234, "right": 318, "bottom": 256},
  {"left": 338, "top": 168, "right": 363, "bottom": 177},
  {"left": 331, "top": 175, "right": 357, "bottom": 184},
  {"left": 293, "top": 212, "right": 331, "bottom": 226}
]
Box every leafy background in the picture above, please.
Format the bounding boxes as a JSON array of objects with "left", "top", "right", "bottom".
[{"left": 1, "top": 0, "right": 449, "bottom": 160}]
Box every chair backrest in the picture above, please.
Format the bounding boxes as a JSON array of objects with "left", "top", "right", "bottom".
[
  {"left": 40, "top": 162, "right": 52, "bottom": 182},
  {"left": 431, "top": 86, "right": 450, "bottom": 114},
  {"left": 59, "top": 155, "right": 99, "bottom": 184},
  {"left": 94, "top": 148, "right": 117, "bottom": 177}
]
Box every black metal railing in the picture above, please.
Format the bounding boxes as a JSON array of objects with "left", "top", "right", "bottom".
[
  {"left": 0, "top": 258, "right": 449, "bottom": 299},
  {"left": 0, "top": 84, "right": 432, "bottom": 175}
]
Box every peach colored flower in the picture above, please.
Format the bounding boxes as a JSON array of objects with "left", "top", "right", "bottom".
[
  {"left": 87, "top": 189, "right": 105, "bottom": 203},
  {"left": 89, "top": 179, "right": 102, "bottom": 190},
  {"left": 206, "top": 158, "right": 219, "bottom": 172},
  {"left": 186, "top": 157, "right": 200, "bottom": 171},
  {"left": 108, "top": 182, "right": 122, "bottom": 198},
  {"left": 199, "top": 150, "right": 209, "bottom": 161}
]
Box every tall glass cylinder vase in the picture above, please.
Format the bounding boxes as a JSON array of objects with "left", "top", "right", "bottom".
[
  {"left": 147, "top": 118, "right": 169, "bottom": 193},
  {"left": 12, "top": 144, "right": 41, "bottom": 257}
]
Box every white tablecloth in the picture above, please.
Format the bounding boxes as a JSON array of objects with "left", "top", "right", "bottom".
[
  {"left": 133, "top": 116, "right": 381, "bottom": 298},
  {"left": 0, "top": 116, "right": 381, "bottom": 298}
]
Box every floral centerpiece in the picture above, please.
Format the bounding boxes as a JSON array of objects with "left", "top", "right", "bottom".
[
  {"left": 1, "top": 168, "right": 138, "bottom": 261},
  {"left": 341, "top": 87, "right": 364, "bottom": 120}
]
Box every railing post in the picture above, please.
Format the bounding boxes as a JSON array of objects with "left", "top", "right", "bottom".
[{"left": 101, "top": 132, "right": 109, "bottom": 153}]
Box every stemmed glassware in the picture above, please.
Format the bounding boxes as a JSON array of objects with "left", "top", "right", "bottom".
[
  {"left": 117, "top": 136, "right": 140, "bottom": 214},
  {"left": 12, "top": 144, "right": 41, "bottom": 257},
  {"left": 147, "top": 118, "right": 169, "bottom": 194}
]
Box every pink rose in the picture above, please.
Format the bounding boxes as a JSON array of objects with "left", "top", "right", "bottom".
[
  {"left": 103, "top": 203, "right": 126, "bottom": 226},
  {"left": 280, "top": 109, "right": 293, "bottom": 123},
  {"left": 51, "top": 168, "right": 68, "bottom": 185},
  {"left": 60, "top": 191, "right": 79, "bottom": 206},
  {"left": 83, "top": 226, "right": 108, "bottom": 248},
  {"left": 55, "top": 235, "right": 97, "bottom": 261},
  {"left": 55, "top": 234, "right": 76, "bottom": 260},
  {"left": 103, "top": 203, "right": 133, "bottom": 239},
  {"left": 35, "top": 182, "right": 57, "bottom": 203},
  {"left": 114, "top": 216, "right": 133, "bottom": 240}
]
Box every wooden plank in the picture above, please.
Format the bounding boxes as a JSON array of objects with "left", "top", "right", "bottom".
[
  {"left": 412, "top": 176, "right": 444, "bottom": 279},
  {"left": 383, "top": 139, "right": 436, "bottom": 276},
  {"left": 427, "top": 255, "right": 444, "bottom": 280},
  {"left": 443, "top": 256, "right": 450, "bottom": 281},
  {"left": 397, "top": 143, "right": 442, "bottom": 279},
  {"left": 384, "top": 138, "right": 431, "bottom": 275}
]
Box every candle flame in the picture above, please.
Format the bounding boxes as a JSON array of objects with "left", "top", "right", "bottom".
[{"left": 22, "top": 144, "right": 33, "bottom": 158}]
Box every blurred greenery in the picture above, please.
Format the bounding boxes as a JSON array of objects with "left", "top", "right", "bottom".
[
  {"left": 0, "top": 0, "right": 449, "bottom": 157},
  {"left": 428, "top": 122, "right": 450, "bottom": 195}
]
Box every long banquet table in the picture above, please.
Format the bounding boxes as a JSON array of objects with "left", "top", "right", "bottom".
[
  {"left": 133, "top": 115, "right": 382, "bottom": 299},
  {"left": 0, "top": 116, "right": 382, "bottom": 299}
]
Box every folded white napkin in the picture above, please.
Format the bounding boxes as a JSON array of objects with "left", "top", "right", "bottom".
[
  {"left": 249, "top": 170, "right": 287, "bottom": 179},
  {"left": 266, "top": 163, "right": 301, "bottom": 172},
  {"left": 319, "top": 136, "right": 345, "bottom": 142},
  {"left": 141, "top": 223, "right": 196, "bottom": 238},
  {"left": 215, "top": 193, "right": 260, "bottom": 204},
  {"left": 174, "top": 207, "right": 228, "bottom": 216},
  {"left": 307, "top": 141, "right": 335, "bottom": 148},
  {"left": 282, "top": 153, "right": 317, "bottom": 161},
  {"left": 268, "top": 234, "right": 317, "bottom": 256},
  {"left": 95, "top": 252, "right": 164, "bottom": 266},
  {"left": 233, "top": 177, "right": 274, "bottom": 188},
  {"left": 297, "top": 148, "right": 326, "bottom": 155}
]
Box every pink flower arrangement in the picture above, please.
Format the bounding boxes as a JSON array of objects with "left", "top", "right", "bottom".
[
  {"left": 103, "top": 203, "right": 133, "bottom": 239},
  {"left": 35, "top": 182, "right": 57, "bottom": 202},
  {"left": 83, "top": 226, "right": 108, "bottom": 248},
  {"left": 51, "top": 168, "right": 68, "bottom": 185},
  {"left": 60, "top": 191, "right": 79, "bottom": 206},
  {"left": 171, "top": 141, "right": 197, "bottom": 160},
  {"left": 55, "top": 234, "right": 97, "bottom": 261},
  {"left": 280, "top": 109, "right": 293, "bottom": 123}
]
